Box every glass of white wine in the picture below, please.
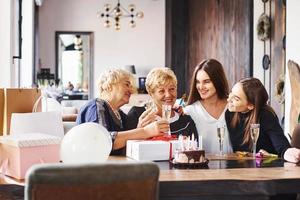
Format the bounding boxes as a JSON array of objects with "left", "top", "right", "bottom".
[
  {"left": 250, "top": 123, "right": 260, "bottom": 158},
  {"left": 217, "top": 123, "right": 226, "bottom": 156},
  {"left": 162, "top": 104, "right": 172, "bottom": 136},
  {"left": 145, "top": 100, "right": 157, "bottom": 112}
]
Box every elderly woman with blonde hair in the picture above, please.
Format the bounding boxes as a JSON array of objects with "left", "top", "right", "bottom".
[
  {"left": 126, "top": 67, "right": 198, "bottom": 141},
  {"left": 77, "top": 69, "right": 169, "bottom": 155}
]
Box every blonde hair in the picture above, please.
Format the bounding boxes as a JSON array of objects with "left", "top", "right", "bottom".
[
  {"left": 145, "top": 67, "right": 177, "bottom": 94},
  {"left": 97, "top": 68, "right": 136, "bottom": 98}
]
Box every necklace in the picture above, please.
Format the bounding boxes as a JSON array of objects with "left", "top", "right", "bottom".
[
  {"left": 105, "top": 100, "right": 121, "bottom": 120},
  {"left": 113, "top": 110, "right": 121, "bottom": 120}
]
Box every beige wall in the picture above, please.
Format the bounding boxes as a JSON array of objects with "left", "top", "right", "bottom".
[
  {"left": 38, "top": 0, "right": 166, "bottom": 97},
  {"left": 0, "top": 0, "right": 14, "bottom": 87},
  {"left": 253, "top": 1, "right": 267, "bottom": 84},
  {"left": 21, "top": 0, "right": 35, "bottom": 87}
]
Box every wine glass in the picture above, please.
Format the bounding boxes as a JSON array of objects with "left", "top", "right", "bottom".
[
  {"left": 162, "top": 104, "right": 172, "bottom": 136},
  {"left": 250, "top": 123, "right": 260, "bottom": 158},
  {"left": 145, "top": 100, "right": 157, "bottom": 112},
  {"left": 217, "top": 123, "right": 226, "bottom": 156}
]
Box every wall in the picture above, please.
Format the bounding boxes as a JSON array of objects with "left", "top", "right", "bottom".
[
  {"left": 286, "top": 0, "right": 300, "bottom": 136},
  {"left": 253, "top": 0, "right": 286, "bottom": 128},
  {"left": 0, "top": 0, "right": 14, "bottom": 87},
  {"left": 21, "top": 0, "right": 35, "bottom": 87},
  {"left": 0, "top": 0, "right": 35, "bottom": 88},
  {"left": 253, "top": 1, "right": 265, "bottom": 82},
  {"left": 38, "top": 0, "right": 165, "bottom": 97}
]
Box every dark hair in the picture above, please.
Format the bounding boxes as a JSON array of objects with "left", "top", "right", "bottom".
[
  {"left": 187, "top": 59, "right": 229, "bottom": 105},
  {"left": 231, "top": 77, "right": 275, "bottom": 146}
]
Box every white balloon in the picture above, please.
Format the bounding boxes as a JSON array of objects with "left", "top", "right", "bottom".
[{"left": 60, "top": 122, "right": 112, "bottom": 163}]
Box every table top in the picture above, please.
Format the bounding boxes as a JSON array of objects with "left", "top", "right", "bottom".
[
  {"left": 159, "top": 154, "right": 285, "bottom": 169},
  {"left": 1, "top": 154, "right": 300, "bottom": 199},
  {"left": 1, "top": 154, "right": 300, "bottom": 184},
  {"left": 156, "top": 154, "right": 300, "bottom": 181},
  {"left": 156, "top": 154, "right": 300, "bottom": 199}
]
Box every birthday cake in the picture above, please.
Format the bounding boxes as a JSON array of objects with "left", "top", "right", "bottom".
[
  {"left": 170, "top": 135, "right": 208, "bottom": 168},
  {"left": 174, "top": 149, "right": 206, "bottom": 163}
]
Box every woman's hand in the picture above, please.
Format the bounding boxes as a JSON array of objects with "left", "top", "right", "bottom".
[
  {"left": 283, "top": 147, "right": 300, "bottom": 163},
  {"left": 256, "top": 149, "right": 278, "bottom": 158},
  {"left": 137, "top": 108, "right": 157, "bottom": 128},
  {"left": 173, "top": 104, "right": 184, "bottom": 115},
  {"left": 143, "top": 119, "right": 169, "bottom": 137}
]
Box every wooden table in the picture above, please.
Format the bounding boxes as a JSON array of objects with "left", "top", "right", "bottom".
[
  {"left": 158, "top": 154, "right": 300, "bottom": 200},
  {"left": 1, "top": 155, "right": 300, "bottom": 200}
]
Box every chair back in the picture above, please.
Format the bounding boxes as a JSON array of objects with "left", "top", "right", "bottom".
[
  {"left": 291, "top": 124, "right": 300, "bottom": 149},
  {"left": 25, "top": 162, "right": 159, "bottom": 200}
]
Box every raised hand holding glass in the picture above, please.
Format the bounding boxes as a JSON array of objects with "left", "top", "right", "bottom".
[{"left": 162, "top": 104, "right": 172, "bottom": 136}]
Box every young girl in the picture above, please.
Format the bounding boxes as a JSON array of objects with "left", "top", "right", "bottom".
[
  {"left": 226, "top": 77, "right": 300, "bottom": 163},
  {"left": 184, "top": 59, "right": 232, "bottom": 154}
]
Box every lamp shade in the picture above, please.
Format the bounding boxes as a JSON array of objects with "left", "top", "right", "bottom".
[{"left": 60, "top": 122, "right": 112, "bottom": 163}]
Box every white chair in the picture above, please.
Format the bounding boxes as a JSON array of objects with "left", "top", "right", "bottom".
[{"left": 41, "top": 98, "right": 62, "bottom": 113}]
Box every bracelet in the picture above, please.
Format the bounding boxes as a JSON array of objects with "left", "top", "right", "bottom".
[{"left": 110, "top": 131, "right": 118, "bottom": 142}]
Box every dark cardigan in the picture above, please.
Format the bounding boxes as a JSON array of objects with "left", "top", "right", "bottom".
[
  {"left": 126, "top": 106, "right": 199, "bottom": 142},
  {"left": 225, "top": 108, "right": 291, "bottom": 157}
]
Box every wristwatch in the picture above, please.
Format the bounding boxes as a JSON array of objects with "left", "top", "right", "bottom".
[{"left": 110, "top": 131, "right": 118, "bottom": 142}]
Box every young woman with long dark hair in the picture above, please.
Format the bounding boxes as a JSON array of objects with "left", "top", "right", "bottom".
[{"left": 226, "top": 77, "right": 300, "bottom": 163}]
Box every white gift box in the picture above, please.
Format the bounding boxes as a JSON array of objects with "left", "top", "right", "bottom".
[
  {"left": 126, "top": 140, "right": 180, "bottom": 161},
  {"left": 10, "top": 112, "right": 64, "bottom": 138},
  {"left": 0, "top": 133, "right": 61, "bottom": 179}
]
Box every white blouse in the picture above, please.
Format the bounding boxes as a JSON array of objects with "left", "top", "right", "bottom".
[{"left": 184, "top": 100, "right": 233, "bottom": 154}]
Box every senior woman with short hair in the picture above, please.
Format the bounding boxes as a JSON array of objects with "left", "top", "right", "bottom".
[
  {"left": 126, "top": 67, "right": 198, "bottom": 141},
  {"left": 77, "top": 69, "right": 169, "bottom": 155}
]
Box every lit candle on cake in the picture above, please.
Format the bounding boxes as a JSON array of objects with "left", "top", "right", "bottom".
[
  {"left": 199, "top": 135, "right": 203, "bottom": 150},
  {"left": 191, "top": 134, "right": 195, "bottom": 150},
  {"left": 187, "top": 136, "right": 190, "bottom": 150}
]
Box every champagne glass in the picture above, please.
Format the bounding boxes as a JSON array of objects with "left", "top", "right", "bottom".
[
  {"left": 145, "top": 100, "right": 157, "bottom": 112},
  {"left": 217, "top": 123, "right": 226, "bottom": 156},
  {"left": 162, "top": 104, "right": 172, "bottom": 136},
  {"left": 250, "top": 123, "right": 260, "bottom": 158}
]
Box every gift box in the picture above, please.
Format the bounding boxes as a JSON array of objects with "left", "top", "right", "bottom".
[
  {"left": 126, "top": 140, "right": 180, "bottom": 161},
  {"left": 0, "top": 133, "right": 61, "bottom": 179}
]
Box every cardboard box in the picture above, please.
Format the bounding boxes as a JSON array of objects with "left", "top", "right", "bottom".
[
  {"left": 0, "top": 133, "right": 61, "bottom": 179},
  {"left": 0, "top": 89, "right": 4, "bottom": 135},
  {"left": 126, "top": 140, "right": 180, "bottom": 161}
]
